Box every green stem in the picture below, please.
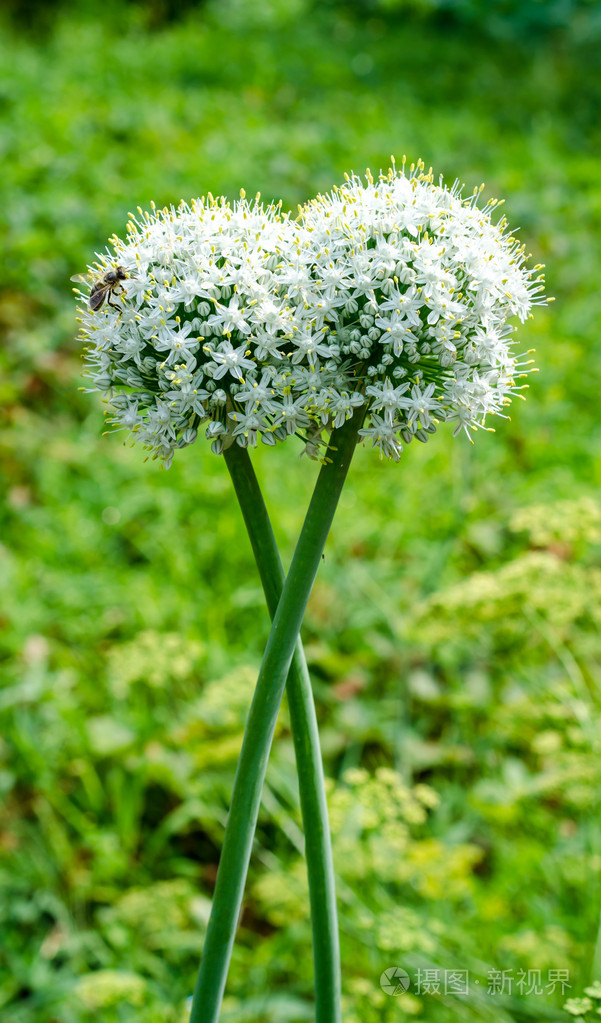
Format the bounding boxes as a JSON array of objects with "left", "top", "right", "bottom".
[
  {"left": 223, "top": 443, "right": 341, "bottom": 1023},
  {"left": 189, "top": 413, "right": 361, "bottom": 1023}
]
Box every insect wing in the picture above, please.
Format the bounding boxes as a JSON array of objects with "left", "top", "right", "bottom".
[
  {"left": 89, "top": 284, "right": 109, "bottom": 311},
  {"left": 70, "top": 271, "right": 95, "bottom": 284}
]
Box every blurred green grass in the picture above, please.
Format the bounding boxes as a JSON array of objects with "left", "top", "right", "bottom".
[{"left": 1, "top": 2, "right": 601, "bottom": 1021}]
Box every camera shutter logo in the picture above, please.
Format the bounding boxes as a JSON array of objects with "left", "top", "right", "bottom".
[{"left": 380, "top": 967, "right": 410, "bottom": 996}]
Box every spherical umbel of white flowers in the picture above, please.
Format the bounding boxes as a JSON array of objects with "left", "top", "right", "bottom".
[{"left": 76, "top": 161, "right": 546, "bottom": 466}]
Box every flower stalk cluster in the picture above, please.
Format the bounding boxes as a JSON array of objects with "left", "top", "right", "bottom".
[{"left": 77, "top": 159, "right": 545, "bottom": 467}]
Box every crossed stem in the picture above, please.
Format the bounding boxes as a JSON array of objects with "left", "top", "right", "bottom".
[{"left": 189, "top": 412, "right": 362, "bottom": 1023}]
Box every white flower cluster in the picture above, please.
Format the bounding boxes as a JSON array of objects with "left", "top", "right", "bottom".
[{"left": 77, "top": 160, "right": 546, "bottom": 466}]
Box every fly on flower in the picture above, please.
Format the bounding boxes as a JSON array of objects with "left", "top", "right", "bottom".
[{"left": 71, "top": 264, "right": 134, "bottom": 312}]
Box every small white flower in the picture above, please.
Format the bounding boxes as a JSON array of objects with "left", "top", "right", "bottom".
[
  {"left": 228, "top": 408, "right": 270, "bottom": 446},
  {"left": 359, "top": 412, "right": 404, "bottom": 460},
  {"left": 272, "top": 394, "right": 312, "bottom": 435},
  {"left": 396, "top": 383, "right": 440, "bottom": 430},
  {"left": 207, "top": 296, "right": 251, "bottom": 337},
  {"left": 210, "top": 341, "right": 255, "bottom": 382}
]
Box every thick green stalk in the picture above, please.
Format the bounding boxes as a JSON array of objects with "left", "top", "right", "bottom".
[
  {"left": 223, "top": 442, "right": 341, "bottom": 1023},
  {"left": 189, "top": 413, "right": 361, "bottom": 1023}
]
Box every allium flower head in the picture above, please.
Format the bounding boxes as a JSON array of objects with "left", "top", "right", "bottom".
[
  {"left": 294, "top": 158, "right": 546, "bottom": 457},
  {"left": 76, "top": 161, "right": 546, "bottom": 465},
  {"left": 78, "top": 194, "right": 304, "bottom": 466}
]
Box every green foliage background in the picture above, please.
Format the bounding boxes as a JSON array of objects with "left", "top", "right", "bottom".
[{"left": 1, "top": 1, "right": 600, "bottom": 1020}]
